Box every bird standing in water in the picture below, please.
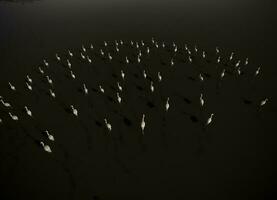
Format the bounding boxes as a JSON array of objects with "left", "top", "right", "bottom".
[
  {"left": 9, "top": 112, "right": 18, "bottom": 121},
  {"left": 206, "top": 113, "right": 214, "bottom": 126},
  {"left": 200, "top": 93, "right": 204, "bottom": 107},
  {"left": 70, "top": 105, "right": 78, "bottom": 117},
  {"left": 104, "top": 118, "right": 112, "bottom": 132},
  {"left": 141, "top": 114, "right": 146, "bottom": 135},
  {"left": 40, "top": 141, "right": 52, "bottom": 153},
  {"left": 8, "top": 82, "right": 16, "bottom": 91},
  {"left": 24, "top": 106, "right": 32, "bottom": 117},
  {"left": 165, "top": 97, "right": 170, "bottom": 111}
]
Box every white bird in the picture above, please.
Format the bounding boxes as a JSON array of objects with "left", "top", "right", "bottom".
[
  {"left": 56, "top": 54, "right": 61, "bottom": 61},
  {"left": 185, "top": 44, "right": 188, "bottom": 51},
  {"left": 229, "top": 52, "right": 234, "bottom": 61},
  {"left": 121, "top": 70, "right": 125, "bottom": 80},
  {"left": 49, "top": 89, "right": 55, "bottom": 98},
  {"left": 1, "top": 99, "right": 11, "bottom": 107},
  {"left": 70, "top": 105, "right": 78, "bottom": 117},
  {"left": 150, "top": 81, "right": 154, "bottom": 92},
  {"left": 158, "top": 72, "right": 162, "bottom": 82},
  {"left": 200, "top": 93, "right": 204, "bottom": 106},
  {"left": 220, "top": 69, "right": 225, "bottom": 79},
  {"left": 90, "top": 44, "right": 94, "bottom": 49},
  {"left": 99, "top": 85, "right": 105, "bottom": 93},
  {"left": 67, "top": 59, "right": 71, "bottom": 68},
  {"left": 26, "top": 82, "right": 32, "bottom": 91},
  {"left": 82, "top": 45, "right": 86, "bottom": 52},
  {"left": 188, "top": 56, "right": 192, "bottom": 63},
  {"left": 83, "top": 83, "right": 88, "bottom": 95},
  {"left": 199, "top": 73, "right": 204, "bottom": 82},
  {"left": 162, "top": 42, "right": 165, "bottom": 48},
  {"left": 260, "top": 98, "right": 268, "bottom": 107},
  {"left": 141, "top": 40, "right": 145, "bottom": 46},
  {"left": 255, "top": 67, "right": 261, "bottom": 76},
  {"left": 235, "top": 60, "right": 240, "bottom": 68},
  {"left": 187, "top": 49, "right": 191, "bottom": 55},
  {"left": 120, "top": 40, "right": 123, "bottom": 45},
  {"left": 245, "top": 58, "right": 248, "bottom": 65},
  {"left": 143, "top": 70, "right": 147, "bottom": 79},
  {"left": 117, "top": 82, "right": 122, "bottom": 91},
  {"left": 104, "top": 41, "right": 108, "bottom": 47},
  {"left": 45, "top": 130, "right": 55, "bottom": 141},
  {"left": 202, "top": 51, "right": 206, "bottom": 59},
  {"left": 87, "top": 56, "right": 92, "bottom": 63},
  {"left": 70, "top": 70, "right": 76, "bottom": 79},
  {"left": 80, "top": 52, "right": 85, "bottom": 60},
  {"left": 136, "top": 42, "right": 140, "bottom": 49},
  {"left": 174, "top": 46, "right": 178, "bottom": 53},
  {"left": 194, "top": 45, "right": 198, "bottom": 52},
  {"left": 9, "top": 112, "right": 18, "bottom": 121},
  {"left": 24, "top": 106, "right": 32, "bottom": 117},
  {"left": 108, "top": 53, "right": 112, "bottom": 61},
  {"left": 117, "top": 92, "right": 122, "bottom": 104},
  {"left": 141, "top": 114, "right": 145, "bottom": 134},
  {"left": 0, "top": 118, "right": 2, "bottom": 124},
  {"left": 26, "top": 75, "right": 32, "bottom": 83},
  {"left": 40, "top": 141, "right": 52, "bottom": 153},
  {"left": 68, "top": 50, "right": 73, "bottom": 57},
  {"left": 237, "top": 67, "right": 241, "bottom": 75},
  {"left": 216, "top": 46, "right": 219, "bottom": 54},
  {"left": 217, "top": 56, "right": 221, "bottom": 63},
  {"left": 116, "top": 46, "right": 119, "bottom": 52},
  {"left": 206, "top": 113, "right": 214, "bottom": 125},
  {"left": 104, "top": 118, "right": 112, "bottom": 132},
  {"left": 170, "top": 58, "right": 174, "bottom": 66},
  {"left": 137, "top": 55, "right": 141, "bottom": 63},
  {"left": 46, "top": 76, "right": 53, "bottom": 85},
  {"left": 165, "top": 97, "right": 170, "bottom": 111},
  {"left": 38, "top": 67, "right": 44, "bottom": 74},
  {"left": 43, "top": 59, "right": 49, "bottom": 67},
  {"left": 125, "top": 56, "right": 129, "bottom": 64},
  {"left": 146, "top": 47, "right": 150, "bottom": 54},
  {"left": 100, "top": 49, "right": 104, "bottom": 56},
  {"left": 130, "top": 40, "right": 134, "bottom": 46},
  {"left": 8, "top": 82, "right": 16, "bottom": 91}
]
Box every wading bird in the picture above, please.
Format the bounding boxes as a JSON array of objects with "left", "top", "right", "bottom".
[
  {"left": 26, "top": 75, "right": 32, "bottom": 83},
  {"left": 99, "top": 85, "right": 105, "bottom": 93},
  {"left": 70, "top": 105, "right": 78, "bottom": 117},
  {"left": 158, "top": 72, "right": 162, "bottom": 82},
  {"left": 38, "top": 67, "right": 44, "bottom": 74},
  {"left": 143, "top": 70, "right": 147, "bottom": 79},
  {"left": 199, "top": 73, "right": 204, "bottom": 82},
  {"left": 229, "top": 52, "right": 234, "bottom": 61},
  {"left": 24, "top": 106, "right": 32, "bottom": 117},
  {"left": 9, "top": 112, "right": 18, "bottom": 121},
  {"left": 165, "top": 97, "right": 170, "bottom": 111},
  {"left": 49, "top": 89, "right": 55, "bottom": 98},
  {"left": 83, "top": 83, "right": 88, "bottom": 95},
  {"left": 206, "top": 113, "right": 214, "bottom": 125},
  {"left": 260, "top": 98, "right": 268, "bottom": 107},
  {"left": 26, "top": 82, "right": 32, "bottom": 91},
  {"left": 68, "top": 50, "right": 73, "bottom": 57},
  {"left": 117, "top": 82, "right": 122, "bottom": 91},
  {"left": 117, "top": 92, "right": 121, "bottom": 104},
  {"left": 82, "top": 45, "right": 86, "bottom": 52},
  {"left": 45, "top": 130, "right": 55, "bottom": 141},
  {"left": 40, "top": 141, "right": 52, "bottom": 153},
  {"left": 8, "top": 82, "right": 16, "bottom": 91},
  {"left": 70, "top": 70, "right": 76, "bottom": 79},
  {"left": 121, "top": 70, "right": 125, "bottom": 80},
  {"left": 43, "top": 59, "right": 49, "bottom": 67},
  {"left": 67, "top": 59, "right": 71, "bottom": 68},
  {"left": 220, "top": 69, "right": 225, "bottom": 79},
  {"left": 56, "top": 54, "right": 61, "bottom": 61},
  {"left": 46, "top": 76, "right": 53, "bottom": 85},
  {"left": 0, "top": 98, "right": 11, "bottom": 108},
  {"left": 255, "top": 67, "right": 261, "bottom": 76},
  {"left": 141, "top": 114, "right": 145, "bottom": 134},
  {"left": 104, "top": 118, "right": 112, "bottom": 132},
  {"left": 200, "top": 93, "right": 204, "bottom": 107}
]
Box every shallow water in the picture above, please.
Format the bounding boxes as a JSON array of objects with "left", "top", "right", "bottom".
[{"left": 0, "top": 0, "right": 276, "bottom": 199}]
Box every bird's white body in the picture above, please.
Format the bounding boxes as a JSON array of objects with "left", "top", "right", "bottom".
[
  {"left": 237, "top": 67, "right": 241, "bottom": 75},
  {"left": 200, "top": 93, "right": 204, "bottom": 107},
  {"left": 255, "top": 67, "right": 260, "bottom": 76},
  {"left": 260, "top": 98, "right": 268, "bottom": 106},
  {"left": 126, "top": 56, "right": 129, "bottom": 64},
  {"left": 46, "top": 76, "right": 53, "bottom": 85},
  {"left": 141, "top": 114, "right": 145, "bottom": 134},
  {"left": 1, "top": 99, "right": 11, "bottom": 108},
  {"left": 56, "top": 54, "right": 61, "bottom": 61},
  {"left": 216, "top": 47, "right": 219, "bottom": 54},
  {"left": 70, "top": 71, "right": 76, "bottom": 79},
  {"left": 235, "top": 60, "right": 240, "bottom": 68},
  {"left": 43, "top": 59, "right": 49, "bottom": 67},
  {"left": 220, "top": 69, "right": 225, "bottom": 79},
  {"left": 40, "top": 141, "right": 52, "bottom": 153},
  {"left": 104, "top": 118, "right": 112, "bottom": 132},
  {"left": 99, "top": 85, "right": 105, "bottom": 93},
  {"left": 158, "top": 72, "right": 162, "bottom": 82},
  {"left": 26, "top": 82, "right": 32, "bottom": 91},
  {"left": 147, "top": 47, "right": 150, "bottom": 54},
  {"left": 25, "top": 106, "right": 32, "bottom": 117},
  {"left": 38, "top": 67, "right": 44, "bottom": 74},
  {"left": 68, "top": 50, "right": 73, "bottom": 57},
  {"left": 165, "top": 97, "right": 170, "bottom": 111},
  {"left": 150, "top": 81, "right": 154, "bottom": 92},
  {"left": 121, "top": 70, "right": 125, "bottom": 80},
  {"left": 108, "top": 53, "right": 112, "bottom": 61},
  {"left": 67, "top": 59, "right": 71, "bottom": 68},
  {"left": 100, "top": 49, "right": 104, "bottom": 56},
  {"left": 188, "top": 56, "right": 192, "bottom": 63},
  {"left": 230, "top": 52, "right": 234, "bottom": 61},
  {"left": 206, "top": 113, "right": 214, "bottom": 125},
  {"left": 80, "top": 53, "right": 85, "bottom": 60},
  {"left": 245, "top": 58, "right": 248, "bottom": 65},
  {"left": 71, "top": 105, "right": 78, "bottom": 117},
  {"left": 90, "top": 44, "right": 94, "bottom": 49},
  {"left": 202, "top": 51, "right": 206, "bottom": 59},
  {"left": 143, "top": 70, "right": 147, "bottom": 79},
  {"left": 170, "top": 59, "right": 174, "bottom": 66},
  {"left": 9, "top": 82, "right": 16, "bottom": 91},
  {"left": 217, "top": 56, "right": 221, "bottom": 63},
  {"left": 82, "top": 45, "right": 86, "bottom": 52},
  {"left": 87, "top": 56, "right": 92, "bottom": 63},
  {"left": 117, "top": 82, "right": 122, "bottom": 91},
  {"left": 117, "top": 92, "right": 121, "bottom": 104},
  {"left": 199, "top": 73, "right": 204, "bottom": 82},
  {"left": 26, "top": 75, "right": 32, "bottom": 83},
  {"left": 49, "top": 89, "right": 55, "bottom": 98},
  {"left": 9, "top": 112, "right": 18, "bottom": 121},
  {"left": 45, "top": 130, "right": 55, "bottom": 141},
  {"left": 83, "top": 84, "right": 88, "bottom": 94}
]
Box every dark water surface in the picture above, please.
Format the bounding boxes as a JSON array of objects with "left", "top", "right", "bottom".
[{"left": 0, "top": 0, "right": 276, "bottom": 199}]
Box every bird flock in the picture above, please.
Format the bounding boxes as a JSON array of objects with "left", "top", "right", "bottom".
[{"left": 0, "top": 38, "right": 269, "bottom": 154}]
